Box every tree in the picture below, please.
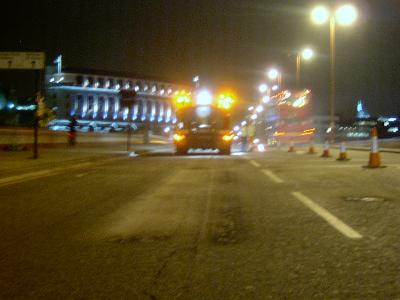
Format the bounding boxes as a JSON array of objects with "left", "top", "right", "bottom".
[{"left": 36, "top": 96, "right": 55, "bottom": 127}]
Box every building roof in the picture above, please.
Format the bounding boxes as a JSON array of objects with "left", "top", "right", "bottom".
[{"left": 60, "top": 67, "right": 190, "bottom": 87}]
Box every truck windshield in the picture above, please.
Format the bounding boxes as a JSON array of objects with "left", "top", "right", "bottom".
[{"left": 179, "top": 106, "right": 229, "bottom": 130}]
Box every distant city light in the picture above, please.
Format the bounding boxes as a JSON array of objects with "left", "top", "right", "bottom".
[
  {"left": 233, "top": 125, "right": 240, "bottom": 132},
  {"left": 258, "top": 83, "right": 268, "bottom": 93},
  {"left": 248, "top": 106, "right": 254, "bottom": 111},
  {"left": 241, "top": 121, "right": 247, "bottom": 126},
  {"left": 16, "top": 105, "right": 36, "bottom": 111},
  {"left": 262, "top": 95, "right": 271, "bottom": 103},
  {"left": 7, "top": 102, "right": 15, "bottom": 109},
  {"left": 257, "top": 144, "right": 266, "bottom": 152},
  {"left": 256, "top": 105, "right": 264, "bottom": 113},
  {"left": 272, "top": 85, "right": 279, "bottom": 91},
  {"left": 302, "top": 48, "right": 314, "bottom": 60},
  {"left": 268, "top": 69, "right": 279, "bottom": 80},
  {"left": 251, "top": 114, "right": 258, "bottom": 120}
]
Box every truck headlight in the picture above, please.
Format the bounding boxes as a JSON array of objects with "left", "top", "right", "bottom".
[
  {"left": 173, "top": 133, "right": 186, "bottom": 142},
  {"left": 222, "top": 134, "right": 234, "bottom": 142}
]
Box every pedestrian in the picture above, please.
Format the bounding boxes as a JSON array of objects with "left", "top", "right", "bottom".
[{"left": 68, "top": 116, "right": 77, "bottom": 146}]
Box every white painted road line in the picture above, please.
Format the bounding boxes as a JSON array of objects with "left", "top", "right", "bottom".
[
  {"left": 291, "top": 191, "right": 363, "bottom": 240},
  {"left": 262, "top": 169, "right": 284, "bottom": 184},
  {"left": 0, "top": 157, "right": 124, "bottom": 188},
  {"left": 249, "top": 160, "right": 261, "bottom": 168}
]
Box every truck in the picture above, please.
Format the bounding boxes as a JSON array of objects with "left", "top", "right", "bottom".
[{"left": 173, "top": 90, "right": 234, "bottom": 155}]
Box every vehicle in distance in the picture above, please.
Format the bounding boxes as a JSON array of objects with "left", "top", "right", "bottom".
[{"left": 173, "top": 90, "right": 234, "bottom": 155}]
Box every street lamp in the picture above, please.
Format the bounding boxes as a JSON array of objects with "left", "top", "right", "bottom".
[
  {"left": 311, "top": 4, "right": 357, "bottom": 135},
  {"left": 258, "top": 83, "right": 268, "bottom": 94},
  {"left": 296, "top": 48, "right": 314, "bottom": 89},
  {"left": 268, "top": 69, "right": 279, "bottom": 81}
]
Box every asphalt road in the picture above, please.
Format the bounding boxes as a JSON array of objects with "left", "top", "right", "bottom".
[{"left": 1, "top": 146, "right": 400, "bottom": 299}]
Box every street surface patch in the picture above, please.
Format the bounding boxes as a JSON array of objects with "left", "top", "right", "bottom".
[{"left": 345, "top": 196, "right": 386, "bottom": 202}]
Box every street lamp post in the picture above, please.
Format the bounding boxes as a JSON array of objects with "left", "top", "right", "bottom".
[
  {"left": 329, "top": 16, "right": 336, "bottom": 135},
  {"left": 296, "top": 48, "right": 314, "bottom": 89},
  {"left": 311, "top": 4, "right": 357, "bottom": 136}
]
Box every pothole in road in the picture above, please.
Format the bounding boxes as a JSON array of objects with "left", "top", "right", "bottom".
[{"left": 345, "top": 196, "right": 386, "bottom": 202}]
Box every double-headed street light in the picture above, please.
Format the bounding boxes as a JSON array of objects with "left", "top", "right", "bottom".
[
  {"left": 296, "top": 48, "right": 314, "bottom": 89},
  {"left": 311, "top": 4, "right": 358, "bottom": 134}
]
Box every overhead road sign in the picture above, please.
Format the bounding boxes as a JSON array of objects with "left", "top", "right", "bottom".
[{"left": 0, "top": 52, "right": 45, "bottom": 70}]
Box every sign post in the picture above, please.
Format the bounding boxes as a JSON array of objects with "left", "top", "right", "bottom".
[
  {"left": 119, "top": 90, "right": 137, "bottom": 152},
  {"left": 0, "top": 52, "right": 46, "bottom": 159}
]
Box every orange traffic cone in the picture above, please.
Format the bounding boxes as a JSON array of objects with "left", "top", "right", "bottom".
[
  {"left": 337, "top": 141, "right": 350, "bottom": 161},
  {"left": 367, "top": 127, "right": 382, "bottom": 168},
  {"left": 321, "top": 140, "right": 331, "bottom": 158},
  {"left": 288, "top": 139, "right": 295, "bottom": 153},
  {"left": 308, "top": 138, "right": 316, "bottom": 154}
]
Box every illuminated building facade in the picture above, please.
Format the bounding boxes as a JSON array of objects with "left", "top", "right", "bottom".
[{"left": 45, "top": 67, "right": 189, "bottom": 131}]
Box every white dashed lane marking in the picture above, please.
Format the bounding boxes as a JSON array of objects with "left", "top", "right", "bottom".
[
  {"left": 249, "top": 160, "right": 261, "bottom": 168},
  {"left": 291, "top": 191, "right": 363, "bottom": 240},
  {"left": 262, "top": 169, "right": 284, "bottom": 184}
]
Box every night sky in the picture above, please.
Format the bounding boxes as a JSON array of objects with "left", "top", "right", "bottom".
[{"left": 2, "top": 0, "right": 400, "bottom": 119}]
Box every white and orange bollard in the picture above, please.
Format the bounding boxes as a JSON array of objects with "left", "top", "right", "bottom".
[
  {"left": 288, "top": 139, "right": 295, "bottom": 153},
  {"left": 321, "top": 140, "right": 331, "bottom": 158},
  {"left": 337, "top": 140, "right": 350, "bottom": 161},
  {"left": 367, "top": 127, "right": 382, "bottom": 168},
  {"left": 308, "top": 138, "right": 316, "bottom": 154}
]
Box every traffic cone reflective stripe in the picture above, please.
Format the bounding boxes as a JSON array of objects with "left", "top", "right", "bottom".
[
  {"left": 321, "top": 140, "right": 331, "bottom": 157},
  {"left": 337, "top": 141, "right": 349, "bottom": 161},
  {"left": 368, "top": 127, "right": 381, "bottom": 168}
]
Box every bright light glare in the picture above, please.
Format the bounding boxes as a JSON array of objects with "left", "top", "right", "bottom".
[
  {"left": 256, "top": 105, "right": 264, "bottom": 113},
  {"left": 233, "top": 125, "right": 240, "bottom": 132},
  {"left": 272, "top": 85, "right": 279, "bottom": 91},
  {"left": 251, "top": 114, "right": 257, "bottom": 120},
  {"left": 259, "top": 83, "right": 268, "bottom": 93},
  {"left": 253, "top": 138, "right": 260, "bottom": 144},
  {"left": 257, "top": 144, "right": 266, "bottom": 152},
  {"left": 262, "top": 96, "right": 271, "bottom": 103},
  {"left": 248, "top": 106, "right": 254, "bottom": 111},
  {"left": 164, "top": 127, "right": 171, "bottom": 133},
  {"left": 311, "top": 6, "right": 330, "bottom": 24},
  {"left": 222, "top": 134, "right": 234, "bottom": 141},
  {"left": 196, "top": 90, "right": 213, "bottom": 106},
  {"left": 268, "top": 69, "right": 279, "bottom": 80},
  {"left": 302, "top": 48, "right": 314, "bottom": 60},
  {"left": 217, "top": 94, "right": 234, "bottom": 110},
  {"left": 241, "top": 121, "right": 247, "bottom": 126},
  {"left": 336, "top": 4, "right": 357, "bottom": 26},
  {"left": 173, "top": 133, "right": 185, "bottom": 142}
]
